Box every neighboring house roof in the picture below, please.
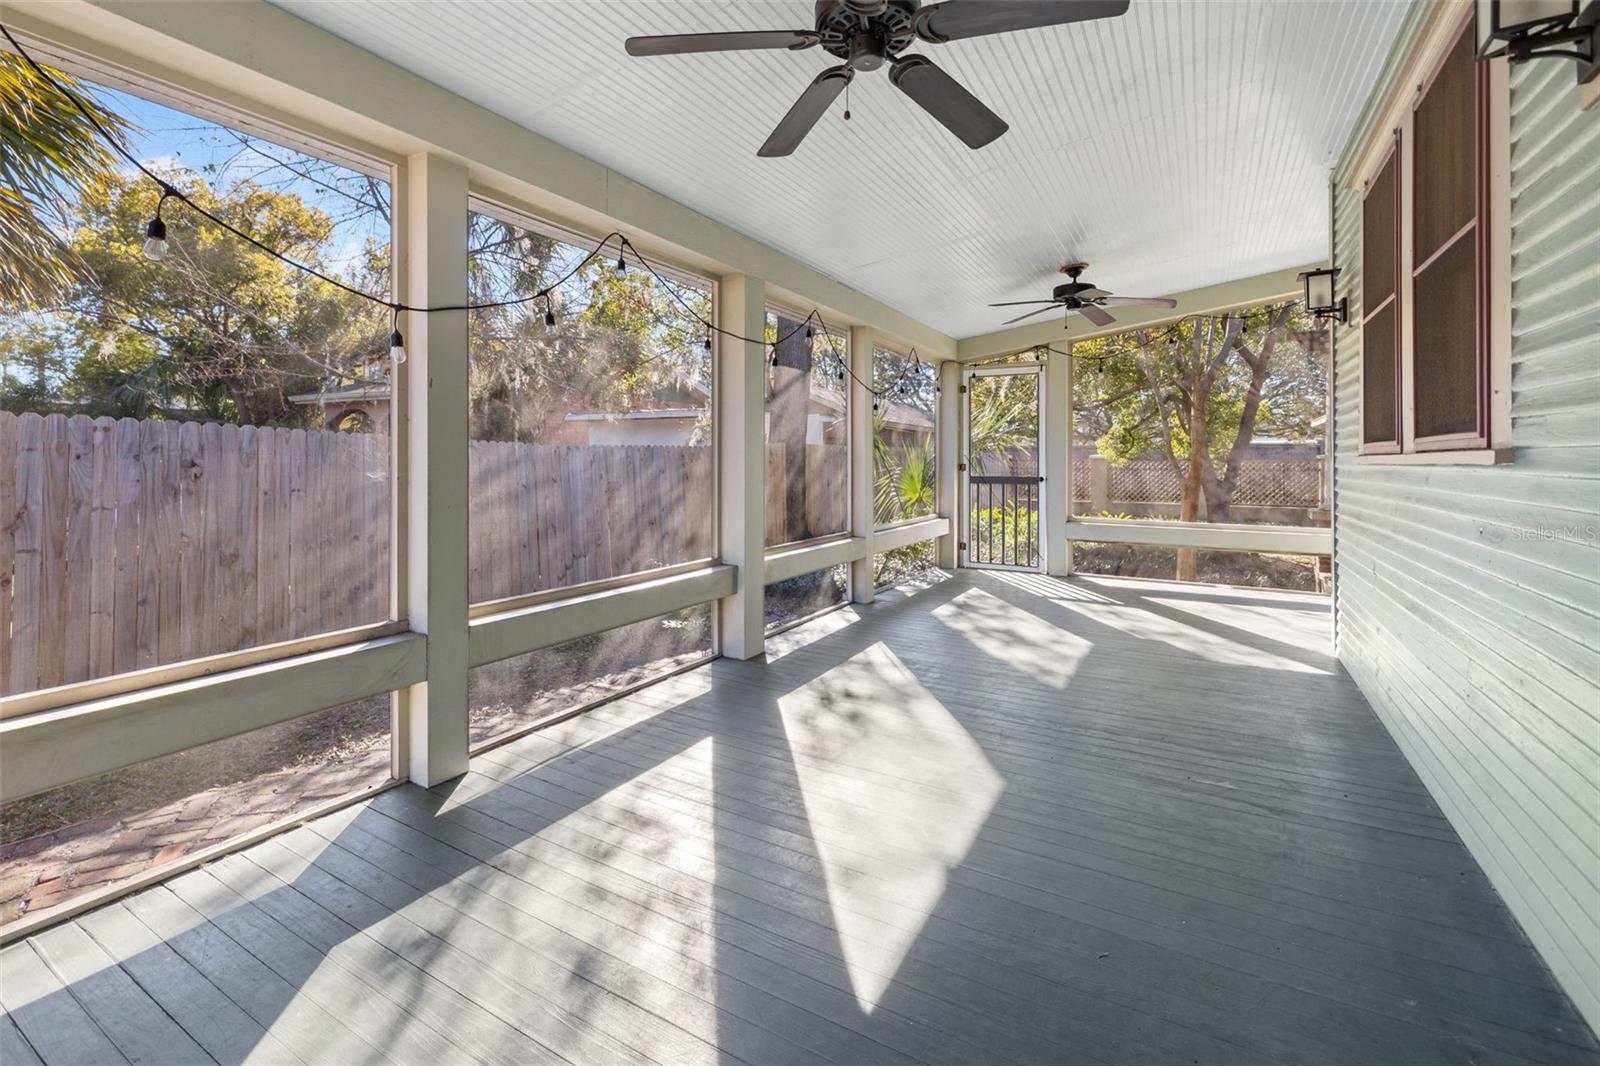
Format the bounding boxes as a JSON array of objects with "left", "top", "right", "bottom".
[
  {"left": 808, "top": 388, "right": 933, "bottom": 432},
  {"left": 288, "top": 379, "right": 391, "bottom": 406},
  {"left": 565, "top": 408, "right": 702, "bottom": 423}
]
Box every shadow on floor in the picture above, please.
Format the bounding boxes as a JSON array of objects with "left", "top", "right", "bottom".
[{"left": 3, "top": 571, "right": 1597, "bottom": 1066}]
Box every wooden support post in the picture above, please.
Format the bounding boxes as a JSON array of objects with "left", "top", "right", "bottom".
[
  {"left": 718, "top": 275, "right": 766, "bottom": 659},
  {"left": 849, "top": 325, "right": 875, "bottom": 603},
  {"left": 1044, "top": 344, "right": 1071, "bottom": 576},
  {"left": 935, "top": 359, "right": 960, "bottom": 569},
  {"left": 397, "top": 153, "right": 470, "bottom": 786}
]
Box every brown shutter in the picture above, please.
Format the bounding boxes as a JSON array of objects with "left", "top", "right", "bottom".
[
  {"left": 1412, "top": 24, "right": 1487, "bottom": 448},
  {"left": 1361, "top": 140, "right": 1401, "bottom": 451}
]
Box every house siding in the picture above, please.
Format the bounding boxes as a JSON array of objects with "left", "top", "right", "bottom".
[{"left": 1331, "top": 9, "right": 1600, "bottom": 1033}]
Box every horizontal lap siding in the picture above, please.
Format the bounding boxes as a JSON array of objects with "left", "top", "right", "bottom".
[{"left": 1332, "top": 46, "right": 1600, "bottom": 1031}]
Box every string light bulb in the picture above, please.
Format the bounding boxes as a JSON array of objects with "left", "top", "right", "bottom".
[
  {"left": 616, "top": 249, "right": 627, "bottom": 273},
  {"left": 143, "top": 191, "right": 171, "bottom": 261},
  {"left": 388, "top": 306, "right": 407, "bottom": 365},
  {"left": 543, "top": 297, "right": 557, "bottom": 334},
  {"left": 703, "top": 335, "right": 713, "bottom": 352}
]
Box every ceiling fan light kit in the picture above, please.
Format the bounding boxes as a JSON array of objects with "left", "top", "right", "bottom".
[{"left": 625, "top": 0, "right": 1130, "bottom": 156}]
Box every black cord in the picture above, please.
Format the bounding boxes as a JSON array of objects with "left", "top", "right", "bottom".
[{"left": 3, "top": 21, "right": 934, "bottom": 399}]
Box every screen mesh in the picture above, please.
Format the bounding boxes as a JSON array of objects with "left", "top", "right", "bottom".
[
  {"left": 1362, "top": 151, "right": 1398, "bottom": 310},
  {"left": 1414, "top": 27, "right": 1477, "bottom": 266},
  {"left": 1414, "top": 236, "right": 1481, "bottom": 439},
  {"left": 1362, "top": 302, "right": 1399, "bottom": 445}
]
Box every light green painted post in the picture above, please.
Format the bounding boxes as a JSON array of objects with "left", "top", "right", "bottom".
[
  {"left": 1043, "top": 344, "right": 1071, "bottom": 576},
  {"left": 849, "top": 325, "right": 876, "bottom": 602},
  {"left": 398, "top": 152, "right": 470, "bottom": 786},
  {"left": 935, "top": 359, "right": 960, "bottom": 569},
  {"left": 718, "top": 275, "right": 766, "bottom": 659}
]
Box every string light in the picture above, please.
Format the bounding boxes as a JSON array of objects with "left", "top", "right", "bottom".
[
  {"left": 143, "top": 189, "right": 172, "bottom": 261},
  {"left": 0, "top": 23, "right": 932, "bottom": 404},
  {"left": 388, "top": 306, "right": 407, "bottom": 365}
]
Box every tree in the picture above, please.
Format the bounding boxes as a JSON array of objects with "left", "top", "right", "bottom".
[
  {"left": 54, "top": 169, "right": 386, "bottom": 424},
  {"left": 767, "top": 313, "right": 814, "bottom": 543},
  {"left": 464, "top": 212, "right": 713, "bottom": 445},
  {"left": 1073, "top": 303, "right": 1324, "bottom": 580},
  {"left": 0, "top": 51, "right": 131, "bottom": 310}
]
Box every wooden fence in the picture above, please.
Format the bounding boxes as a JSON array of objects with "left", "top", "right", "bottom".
[
  {"left": 0, "top": 411, "right": 725, "bottom": 696},
  {"left": 468, "top": 438, "right": 713, "bottom": 603},
  {"left": 764, "top": 442, "right": 848, "bottom": 546}
]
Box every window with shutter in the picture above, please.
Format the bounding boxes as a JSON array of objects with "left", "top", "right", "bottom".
[
  {"left": 1411, "top": 24, "right": 1488, "bottom": 448},
  {"left": 1353, "top": 14, "right": 1502, "bottom": 462}
]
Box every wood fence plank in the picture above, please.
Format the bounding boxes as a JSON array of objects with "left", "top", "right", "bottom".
[
  {"left": 36, "top": 414, "right": 70, "bottom": 689},
  {"left": 264, "top": 428, "right": 292, "bottom": 643},
  {"left": 327, "top": 430, "right": 352, "bottom": 634},
  {"left": 62, "top": 416, "right": 96, "bottom": 684},
  {"left": 7, "top": 414, "right": 43, "bottom": 695},
  {"left": 174, "top": 422, "right": 204, "bottom": 663},
  {"left": 208, "top": 421, "right": 243, "bottom": 657},
  {"left": 517, "top": 441, "right": 538, "bottom": 599},
  {"left": 0, "top": 413, "right": 17, "bottom": 696},
  {"left": 137, "top": 420, "right": 170, "bottom": 670},
  {"left": 286, "top": 428, "right": 310, "bottom": 640},
  {"left": 237, "top": 425, "right": 260, "bottom": 649},
  {"left": 110, "top": 420, "right": 141, "bottom": 677},
  {"left": 87, "top": 418, "right": 118, "bottom": 679}
]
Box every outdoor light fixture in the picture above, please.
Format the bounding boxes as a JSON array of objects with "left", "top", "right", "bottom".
[
  {"left": 1477, "top": 0, "right": 1599, "bottom": 83},
  {"left": 1299, "top": 267, "right": 1348, "bottom": 325}
]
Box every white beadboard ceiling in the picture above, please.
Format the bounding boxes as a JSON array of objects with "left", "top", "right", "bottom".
[{"left": 269, "top": 0, "right": 1406, "bottom": 339}]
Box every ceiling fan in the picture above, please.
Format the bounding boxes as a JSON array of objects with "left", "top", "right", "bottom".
[
  {"left": 624, "top": 1, "right": 1129, "bottom": 157},
  {"left": 990, "top": 263, "right": 1178, "bottom": 327}
]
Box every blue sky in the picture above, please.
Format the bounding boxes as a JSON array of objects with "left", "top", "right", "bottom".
[{"left": 91, "top": 80, "right": 390, "bottom": 279}]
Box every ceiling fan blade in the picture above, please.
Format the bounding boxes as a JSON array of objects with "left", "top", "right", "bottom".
[
  {"left": 1078, "top": 304, "right": 1116, "bottom": 327},
  {"left": 889, "top": 55, "right": 1008, "bottom": 149},
  {"left": 988, "top": 299, "right": 1060, "bottom": 307},
  {"left": 1098, "top": 296, "right": 1179, "bottom": 308},
  {"left": 915, "top": 1, "right": 1129, "bottom": 43},
  {"left": 1076, "top": 287, "right": 1110, "bottom": 299},
  {"left": 1002, "top": 304, "right": 1063, "bottom": 326},
  {"left": 625, "top": 30, "right": 820, "bottom": 56},
  {"left": 758, "top": 66, "right": 853, "bottom": 157}
]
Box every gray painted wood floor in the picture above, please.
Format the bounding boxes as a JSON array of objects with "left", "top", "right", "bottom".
[{"left": 3, "top": 571, "right": 1597, "bottom": 1066}]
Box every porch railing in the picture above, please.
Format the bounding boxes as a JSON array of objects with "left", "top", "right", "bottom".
[{"left": 968, "top": 475, "right": 1042, "bottom": 567}]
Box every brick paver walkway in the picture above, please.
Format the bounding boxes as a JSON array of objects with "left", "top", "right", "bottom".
[{"left": 0, "top": 747, "right": 389, "bottom": 924}]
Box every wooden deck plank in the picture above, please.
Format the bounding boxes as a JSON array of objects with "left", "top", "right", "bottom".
[
  {"left": 74, "top": 901, "right": 304, "bottom": 1066},
  {"left": 27, "top": 921, "right": 211, "bottom": 1066},
  {"left": 0, "top": 941, "right": 127, "bottom": 1065},
  {"left": 3, "top": 572, "right": 1597, "bottom": 1066}
]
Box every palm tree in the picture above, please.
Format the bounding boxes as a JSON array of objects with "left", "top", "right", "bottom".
[{"left": 1, "top": 50, "right": 130, "bottom": 309}]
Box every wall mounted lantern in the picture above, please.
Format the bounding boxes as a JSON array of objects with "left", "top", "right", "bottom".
[
  {"left": 1476, "top": 0, "right": 1598, "bottom": 83},
  {"left": 1299, "top": 267, "right": 1347, "bottom": 325}
]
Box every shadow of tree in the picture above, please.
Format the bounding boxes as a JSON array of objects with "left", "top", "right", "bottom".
[{"left": 3, "top": 571, "right": 1589, "bottom": 1066}]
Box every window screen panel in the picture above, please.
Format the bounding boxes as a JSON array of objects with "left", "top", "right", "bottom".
[
  {"left": 1362, "top": 151, "right": 1397, "bottom": 311},
  {"left": 1361, "top": 146, "right": 1399, "bottom": 448},
  {"left": 1413, "top": 26, "right": 1477, "bottom": 267},
  {"left": 1413, "top": 236, "right": 1481, "bottom": 439},
  {"left": 1362, "top": 302, "right": 1400, "bottom": 446}
]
